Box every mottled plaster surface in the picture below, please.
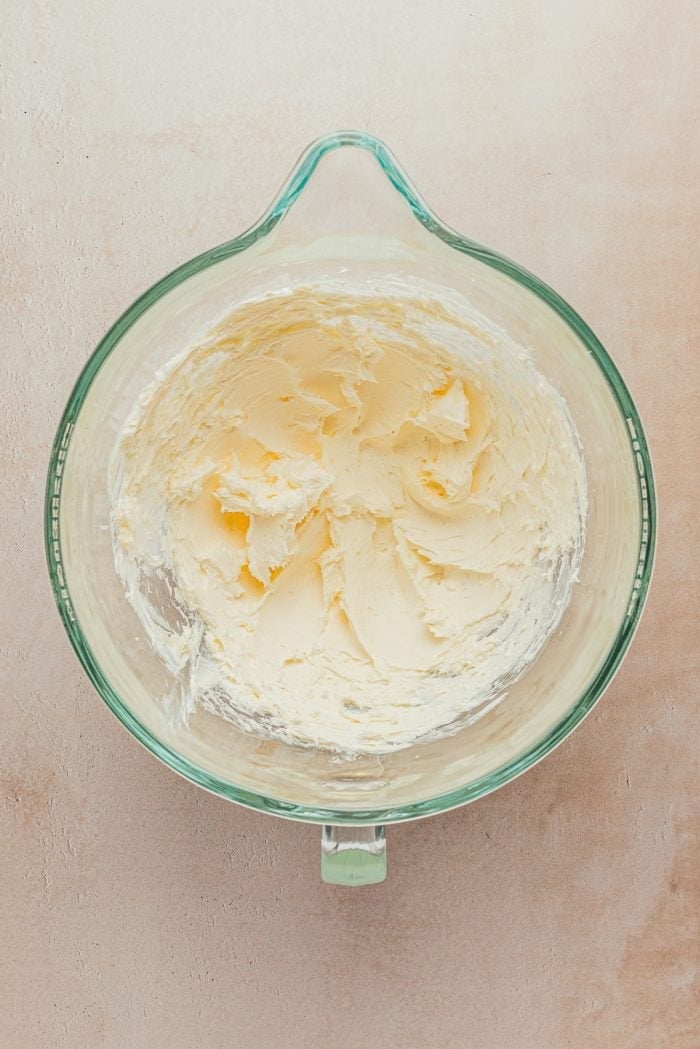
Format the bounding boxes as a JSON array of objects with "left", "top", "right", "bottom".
[{"left": 2, "top": 2, "right": 697, "bottom": 1046}]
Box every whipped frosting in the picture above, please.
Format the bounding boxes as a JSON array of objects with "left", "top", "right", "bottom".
[{"left": 110, "top": 282, "right": 587, "bottom": 753}]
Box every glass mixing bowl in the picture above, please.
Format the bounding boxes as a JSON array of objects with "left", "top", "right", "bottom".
[{"left": 45, "top": 132, "right": 655, "bottom": 885}]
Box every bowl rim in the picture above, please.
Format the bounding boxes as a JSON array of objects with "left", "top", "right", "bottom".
[{"left": 44, "top": 130, "right": 656, "bottom": 825}]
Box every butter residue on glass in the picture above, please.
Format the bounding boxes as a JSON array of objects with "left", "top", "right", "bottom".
[{"left": 110, "top": 282, "right": 587, "bottom": 753}]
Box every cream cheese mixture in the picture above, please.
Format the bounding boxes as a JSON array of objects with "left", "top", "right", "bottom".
[{"left": 110, "top": 283, "right": 587, "bottom": 753}]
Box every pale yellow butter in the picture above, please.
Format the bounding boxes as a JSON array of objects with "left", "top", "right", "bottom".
[{"left": 111, "top": 284, "right": 587, "bottom": 753}]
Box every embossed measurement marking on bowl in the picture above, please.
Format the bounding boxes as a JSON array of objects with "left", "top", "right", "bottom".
[{"left": 110, "top": 281, "right": 587, "bottom": 753}]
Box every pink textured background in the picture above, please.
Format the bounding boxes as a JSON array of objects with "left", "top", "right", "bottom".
[{"left": 2, "top": 2, "right": 698, "bottom": 1046}]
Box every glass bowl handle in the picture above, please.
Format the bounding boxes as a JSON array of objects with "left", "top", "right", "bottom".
[{"left": 321, "top": 825, "right": 387, "bottom": 885}]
